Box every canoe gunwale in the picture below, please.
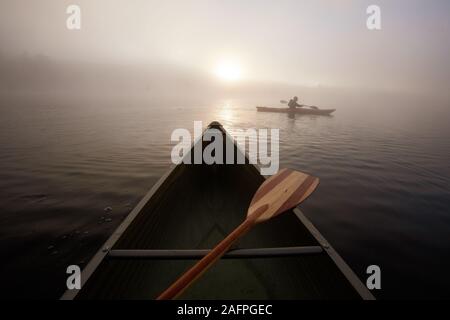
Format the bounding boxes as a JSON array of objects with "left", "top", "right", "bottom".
[
  {"left": 61, "top": 125, "right": 207, "bottom": 300},
  {"left": 60, "top": 160, "right": 180, "bottom": 300},
  {"left": 222, "top": 125, "right": 374, "bottom": 300},
  {"left": 61, "top": 121, "right": 374, "bottom": 300},
  {"left": 291, "top": 207, "right": 375, "bottom": 300}
]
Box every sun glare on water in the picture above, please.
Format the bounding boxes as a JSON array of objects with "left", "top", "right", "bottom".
[{"left": 214, "top": 60, "right": 242, "bottom": 82}]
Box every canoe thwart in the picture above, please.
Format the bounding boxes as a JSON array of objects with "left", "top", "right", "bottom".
[{"left": 107, "top": 246, "right": 323, "bottom": 260}]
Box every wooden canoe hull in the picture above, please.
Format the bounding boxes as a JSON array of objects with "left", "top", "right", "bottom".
[
  {"left": 61, "top": 121, "right": 372, "bottom": 300},
  {"left": 257, "top": 106, "right": 336, "bottom": 115}
]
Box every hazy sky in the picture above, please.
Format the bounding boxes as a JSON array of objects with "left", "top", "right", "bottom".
[{"left": 1, "top": 0, "right": 450, "bottom": 95}]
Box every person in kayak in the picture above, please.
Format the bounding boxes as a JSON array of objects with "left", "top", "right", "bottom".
[{"left": 288, "top": 96, "right": 303, "bottom": 109}]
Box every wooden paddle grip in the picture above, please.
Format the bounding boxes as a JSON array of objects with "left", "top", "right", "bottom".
[{"left": 156, "top": 218, "right": 255, "bottom": 300}]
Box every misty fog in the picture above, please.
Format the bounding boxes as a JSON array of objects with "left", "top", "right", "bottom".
[{"left": 1, "top": 0, "right": 450, "bottom": 106}]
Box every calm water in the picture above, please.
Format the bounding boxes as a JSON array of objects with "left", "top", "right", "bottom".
[{"left": 0, "top": 94, "right": 449, "bottom": 299}]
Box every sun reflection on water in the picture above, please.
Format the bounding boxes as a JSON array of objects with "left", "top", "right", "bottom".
[{"left": 217, "top": 101, "right": 234, "bottom": 124}]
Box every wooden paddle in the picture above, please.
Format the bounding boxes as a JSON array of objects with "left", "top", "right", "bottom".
[{"left": 156, "top": 168, "right": 319, "bottom": 300}]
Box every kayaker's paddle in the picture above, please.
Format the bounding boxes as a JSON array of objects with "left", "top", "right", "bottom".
[
  {"left": 157, "top": 168, "right": 319, "bottom": 300},
  {"left": 280, "top": 100, "right": 318, "bottom": 109}
]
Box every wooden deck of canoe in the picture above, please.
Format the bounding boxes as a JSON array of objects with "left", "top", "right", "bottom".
[{"left": 62, "top": 121, "right": 374, "bottom": 300}]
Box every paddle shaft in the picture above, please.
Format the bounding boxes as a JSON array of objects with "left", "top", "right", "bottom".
[
  {"left": 156, "top": 218, "right": 256, "bottom": 300},
  {"left": 280, "top": 100, "right": 316, "bottom": 109}
]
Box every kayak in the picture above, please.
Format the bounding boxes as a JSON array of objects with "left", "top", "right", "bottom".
[
  {"left": 257, "top": 106, "right": 336, "bottom": 115},
  {"left": 61, "top": 121, "right": 373, "bottom": 300}
]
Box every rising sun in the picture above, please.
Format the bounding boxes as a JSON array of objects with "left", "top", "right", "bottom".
[{"left": 214, "top": 60, "right": 242, "bottom": 82}]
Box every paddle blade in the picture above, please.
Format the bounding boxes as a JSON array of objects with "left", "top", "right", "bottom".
[
  {"left": 248, "top": 168, "right": 319, "bottom": 223},
  {"left": 280, "top": 100, "right": 288, "bottom": 104}
]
